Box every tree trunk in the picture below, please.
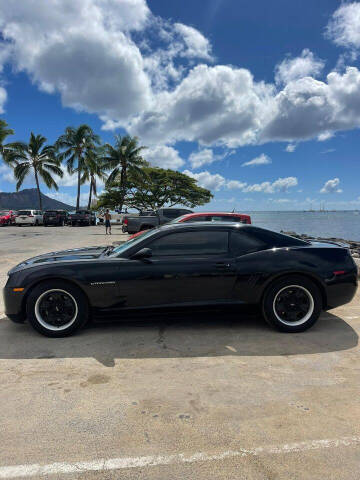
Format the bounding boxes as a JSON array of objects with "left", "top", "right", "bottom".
[
  {"left": 87, "top": 178, "right": 93, "bottom": 210},
  {"left": 34, "top": 168, "right": 43, "bottom": 210},
  {"left": 118, "top": 166, "right": 127, "bottom": 212},
  {"left": 76, "top": 163, "right": 81, "bottom": 210}
]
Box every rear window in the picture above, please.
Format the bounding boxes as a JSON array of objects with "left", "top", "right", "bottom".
[
  {"left": 45, "top": 210, "right": 57, "bottom": 214},
  {"left": 230, "top": 227, "right": 307, "bottom": 256},
  {"left": 18, "top": 210, "right": 32, "bottom": 215},
  {"left": 76, "top": 210, "right": 90, "bottom": 215},
  {"left": 248, "top": 227, "right": 308, "bottom": 247},
  {"left": 230, "top": 232, "right": 267, "bottom": 256}
]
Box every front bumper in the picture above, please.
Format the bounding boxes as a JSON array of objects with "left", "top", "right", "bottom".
[{"left": 3, "top": 286, "right": 26, "bottom": 323}]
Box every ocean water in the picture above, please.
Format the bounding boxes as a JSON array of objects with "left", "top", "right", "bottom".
[{"left": 248, "top": 211, "right": 360, "bottom": 241}]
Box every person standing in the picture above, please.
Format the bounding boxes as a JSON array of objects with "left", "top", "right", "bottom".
[{"left": 104, "top": 209, "right": 112, "bottom": 235}]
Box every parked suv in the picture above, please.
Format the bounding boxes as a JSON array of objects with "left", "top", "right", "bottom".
[
  {"left": 69, "top": 210, "right": 96, "bottom": 226},
  {"left": 43, "top": 210, "right": 69, "bottom": 226},
  {"left": 15, "top": 210, "right": 43, "bottom": 226}
]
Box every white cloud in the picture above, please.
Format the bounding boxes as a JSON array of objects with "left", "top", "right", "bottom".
[
  {"left": 326, "top": 2, "right": 360, "bottom": 49},
  {"left": 174, "top": 23, "right": 213, "bottom": 61},
  {"left": 183, "top": 169, "right": 226, "bottom": 191},
  {"left": 0, "top": 85, "right": 6, "bottom": 113},
  {"left": 242, "top": 153, "right": 271, "bottom": 167},
  {"left": 189, "top": 148, "right": 219, "bottom": 168},
  {"left": 55, "top": 169, "right": 78, "bottom": 187},
  {"left": 0, "top": 0, "right": 152, "bottom": 121},
  {"left": 128, "top": 64, "right": 275, "bottom": 147},
  {"left": 275, "top": 49, "right": 324, "bottom": 85},
  {"left": 145, "top": 145, "right": 184, "bottom": 169},
  {"left": 243, "top": 177, "right": 298, "bottom": 194},
  {"left": 285, "top": 144, "right": 296, "bottom": 152},
  {"left": 272, "top": 198, "right": 292, "bottom": 203},
  {"left": 320, "top": 178, "right": 343, "bottom": 194},
  {"left": 184, "top": 169, "right": 247, "bottom": 191},
  {"left": 0, "top": 162, "right": 14, "bottom": 183},
  {"left": 4, "top": 1, "right": 360, "bottom": 151},
  {"left": 183, "top": 169, "right": 297, "bottom": 195},
  {"left": 261, "top": 67, "right": 360, "bottom": 143},
  {"left": 226, "top": 180, "right": 247, "bottom": 190},
  {"left": 317, "top": 131, "right": 333, "bottom": 141}
]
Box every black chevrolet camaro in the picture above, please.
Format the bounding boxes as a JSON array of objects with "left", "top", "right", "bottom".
[{"left": 3, "top": 222, "right": 358, "bottom": 337}]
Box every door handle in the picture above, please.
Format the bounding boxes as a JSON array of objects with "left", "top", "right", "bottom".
[{"left": 215, "top": 262, "right": 231, "bottom": 269}]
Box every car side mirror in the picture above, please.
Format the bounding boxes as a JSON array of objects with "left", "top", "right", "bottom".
[{"left": 131, "top": 248, "right": 153, "bottom": 261}]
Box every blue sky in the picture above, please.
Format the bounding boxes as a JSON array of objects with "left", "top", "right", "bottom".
[{"left": 0, "top": 0, "right": 359, "bottom": 210}]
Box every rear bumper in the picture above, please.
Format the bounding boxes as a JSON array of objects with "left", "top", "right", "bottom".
[
  {"left": 15, "top": 219, "right": 39, "bottom": 224},
  {"left": 44, "top": 219, "right": 64, "bottom": 225},
  {"left": 324, "top": 273, "right": 358, "bottom": 309}
]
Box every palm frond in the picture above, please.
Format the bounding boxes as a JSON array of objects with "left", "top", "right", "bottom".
[
  {"left": 37, "top": 167, "right": 58, "bottom": 190},
  {"left": 14, "top": 163, "right": 31, "bottom": 190},
  {"left": 43, "top": 163, "right": 64, "bottom": 177}
]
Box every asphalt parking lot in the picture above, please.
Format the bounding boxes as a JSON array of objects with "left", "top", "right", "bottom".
[{"left": 0, "top": 225, "right": 360, "bottom": 479}]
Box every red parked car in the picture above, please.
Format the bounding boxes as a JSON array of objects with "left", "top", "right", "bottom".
[
  {"left": 0, "top": 210, "right": 17, "bottom": 226},
  {"left": 128, "top": 212, "right": 251, "bottom": 240}
]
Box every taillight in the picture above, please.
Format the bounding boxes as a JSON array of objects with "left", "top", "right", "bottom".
[
  {"left": 333, "top": 270, "right": 346, "bottom": 276},
  {"left": 124, "top": 218, "right": 128, "bottom": 225},
  {"left": 28, "top": 215, "right": 34, "bottom": 217}
]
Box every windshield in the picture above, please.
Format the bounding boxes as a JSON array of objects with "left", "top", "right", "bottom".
[
  {"left": 0, "top": 211, "right": 10, "bottom": 215},
  {"left": 111, "top": 228, "right": 159, "bottom": 256}
]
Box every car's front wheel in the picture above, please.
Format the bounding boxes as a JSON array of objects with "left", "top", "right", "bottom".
[
  {"left": 262, "top": 275, "right": 322, "bottom": 332},
  {"left": 26, "top": 281, "right": 89, "bottom": 337}
]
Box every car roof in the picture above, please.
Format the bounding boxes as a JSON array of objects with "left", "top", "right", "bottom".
[
  {"left": 182, "top": 212, "right": 249, "bottom": 216},
  {"left": 160, "top": 221, "right": 250, "bottom": 231}
]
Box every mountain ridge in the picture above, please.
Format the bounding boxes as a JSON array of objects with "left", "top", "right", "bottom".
[{"left": 0, "top": 188, "right": 74, "bottom": 211}]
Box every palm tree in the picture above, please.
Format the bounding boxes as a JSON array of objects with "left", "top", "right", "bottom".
[
  {"left": 5, "top": 133, "right": 63, "bottom": 210},
  {"left": 56, "top": 125, "right": 100, "bottom": 210},
  {"left": 82, "top": 145, "right": 108, "bottom": 209},
  {"left": 0, "top": 119, "right": 14, "bottom": 157},
  {"left": 103, "top": 135, "right": 147, "bottom": 211}
]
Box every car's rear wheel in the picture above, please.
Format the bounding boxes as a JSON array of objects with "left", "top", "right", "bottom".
[
  {"left": 262, "top": 275, "right": 322, "bottom": 332},
  {"left": 26, "top": 281, "right": 89, "bottom": 337}
]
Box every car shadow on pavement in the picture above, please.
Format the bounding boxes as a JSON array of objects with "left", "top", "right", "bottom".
[{"left": 0, "top": 308, "right": 358, "bottom": 366}]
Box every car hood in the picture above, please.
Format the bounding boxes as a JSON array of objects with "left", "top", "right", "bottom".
[{"left": 9, "top": 246, "right": 108, "bottom": 274}]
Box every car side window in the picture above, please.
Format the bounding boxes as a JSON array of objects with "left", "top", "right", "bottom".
[
  {"left": 162, "top": 209, "right": 181, "bottom": 218},
  {"left": 230, "top": 231, "right": 267, "bottom": 256},
  {"left": 184, "top": 216, "right": 210, "bottom": 222},
  {"left": 148, "top": 231, "right": 229, "bottom": 256}
]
